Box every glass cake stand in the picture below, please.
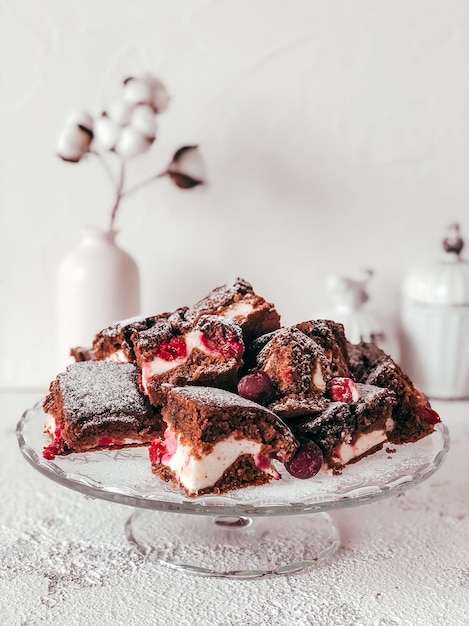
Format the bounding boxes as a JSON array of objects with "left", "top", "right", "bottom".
[{"left": 17, "top": 400, "right": 450, "bottom": 579}]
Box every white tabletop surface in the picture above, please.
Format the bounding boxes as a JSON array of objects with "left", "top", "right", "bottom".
[{"left": 1, "top": 389, "right": 468, "bottom": 626}]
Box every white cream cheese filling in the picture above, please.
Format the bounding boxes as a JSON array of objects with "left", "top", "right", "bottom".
[
  {"left": 45, "top": 412, "right": 56, "bottom": 437},
  {"left": 334, "top": 429, "right": 388, "bottom": 465},
  {"left": 142, "top": 329, "right": 209, "bottom": 378},
  {"left": 165, "top": 433, "right": 270, "bottom": 493},
  {"left": 105, "top": 349, "right": 129, "bottom": 363},
  {"left": 221, "top": 300, "right": 254, "bottom": 320},
  {"left": 312, "top": 361, "right": 326, "bottom": 391}
]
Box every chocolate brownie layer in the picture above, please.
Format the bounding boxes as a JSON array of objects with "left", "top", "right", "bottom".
[
  {"left": 133, "top": 315, "right": 245, "bottom": 406},
  {"left": 190, "top": 455, "right": 273, "bottom": 495},
  {"left": 162, "top": 385, "right": 297, "bottom": 456},
  {"left": 347, "top": 341, "right": 385, "bottom": 381},
  {"left": 185, "top": 277, "right": 281, "bottom": 343},
  {"left": 353, "top": 383, "right": 396, "bottom": 434},
  {"left": 290, "top": 383, "right": 396, "bottom": 468},
  {"left": 295, "top": 320, "right": 351, "bottom": 378},
  {"left": 291, "top": 401, "right": 355, "bottom": 460},
  {"left": 42, "top": 361, "right": 163, "bottom": 457},
  {"left": 70, "top": 346, "right": 94, "bottom": 362},
  {"left": 347, "top": 342, "right": 439, "bottom": 443},
  {"left": 92, "top": 309, "right": 188, "bottom": 363},
  {"left": 150, "top": 385, "right": 299, "bottom": 496},
  {"left": 252, "top": 327, "right": 330, "bottom": 417}
]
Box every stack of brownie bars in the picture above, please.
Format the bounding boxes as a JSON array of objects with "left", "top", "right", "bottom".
[{"left": 42, "top": 278, "right": 441, "bottom": 497}]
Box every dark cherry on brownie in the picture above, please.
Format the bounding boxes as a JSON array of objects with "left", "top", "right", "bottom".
[
  {"left": 237, "top": 370, "right": 275, "bottom": 405},
  {"left": 284, "top": 440, "right": 324, "bottom": 479},
  {"left": 42, "top": 361, "right": 164, "bottom": 459},
  {"left": 133, "top": 314, "right": 245, "bottom": 406},
  {"left": 244, "top": 326, "right": 331, "bottom": 418}
]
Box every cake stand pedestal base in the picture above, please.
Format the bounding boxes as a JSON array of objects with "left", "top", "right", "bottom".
[{"left": 125, "top": 509, "right": 340, "bottom": 579}]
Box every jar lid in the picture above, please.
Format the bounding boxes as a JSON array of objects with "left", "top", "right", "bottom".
[{"left": 402, "top": 223, "right": 469, "bottom": 305}]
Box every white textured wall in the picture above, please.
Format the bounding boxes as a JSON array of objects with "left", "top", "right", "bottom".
[{"left": 2, "top": 0, "right": 469, "bottom": 388}]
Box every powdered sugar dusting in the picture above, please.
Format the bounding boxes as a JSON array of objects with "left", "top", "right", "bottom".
[
  {"left": 56, "top": 362, "right": 152, "bottom": 421},
  {"left": 189, "top": 277, "right": 255, "bottom": 316},
  {"left": 170, "top": 385, "right": 274, "bottom": 411}
]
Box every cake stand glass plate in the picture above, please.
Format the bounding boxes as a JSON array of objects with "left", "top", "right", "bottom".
[{"left": 17, "top": 400, "right": 450, "bottom": 579}]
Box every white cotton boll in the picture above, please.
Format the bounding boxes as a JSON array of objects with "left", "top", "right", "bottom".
[
  {"left": 123, "top": 77, "right": 153, "bottom": 106},
  {"left": 108, "top": 99, "right": 135, "bottom": 126},
  {"left": 130, "top": 104, "right": 157, "bottom": 139},
  {"left": 115, "top": 125, "right": 152, "bottom": 159},
  {"left": 57, "top": 125, "right": 91, "bottom": 162},
  {"left": 66, "top": 109, "right": 94, "bottom": 133},
  {"left": 93, "top": 115, "right": 120, "bottom": 151}
]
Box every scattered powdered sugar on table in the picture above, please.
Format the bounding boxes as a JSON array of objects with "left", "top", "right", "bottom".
[{"left": 0, "top": 517, "right": 144, "bottom": 598}]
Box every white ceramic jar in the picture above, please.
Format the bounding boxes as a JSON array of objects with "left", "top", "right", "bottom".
[
  {"left": 400, "top": 223, "right": 469, "bottom": 399},
  {"left": 57, "top": 226, "right": 140, "bottom": 369}
]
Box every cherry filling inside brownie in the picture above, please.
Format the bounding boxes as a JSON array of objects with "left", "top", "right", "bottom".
[
  {"left": 133, "top": 314, "right": 245, "bottom": 406},
  {"left": 184, "top": 277, "right": 281, "bottom": 343},
  {"left": 77, "top": 308, "right": 187, "bottom": 364},
  {"left": 347, "top": 341, "right": 441, "bottom": 443},
  {"left": 42, "top": 361, "right": 164, "bottom": 459},
  {"left": 149, "top": 385, "right": 299, "bottom": 496},
  {"left": 290, "top": 381, "right": 397, "bottom": 469}
]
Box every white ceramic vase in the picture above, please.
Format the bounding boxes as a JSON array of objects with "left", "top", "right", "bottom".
[{"left": 57, "top": 226, "right": 140, "bottom": 369}]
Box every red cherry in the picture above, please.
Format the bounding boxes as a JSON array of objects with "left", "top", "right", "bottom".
[
  {"left": 284, "top": 441, "right": 323, "bottom": 479},
  {"left": 149, "top": 430, "right": 178, "bottom": 465},
  {"left": 201, "top": 329, "right": 244, "bottom": 360},
  {"left": 417, "top": 405, "right": 441, "bottom": 425},
  {"left": 149, "top": 438, "right": 166, "bottom": 464},
  {"left": 327, "top": 377, "right": 359, "bottom": 403},
  {"left": 156, "top": 337, "right": 187, "bottom": 361},
  {"left": 237, "top": 370, "right": 274, "bottom": 405},
  {"left": 96, "top": 437, "right": 124, "bottom": 447},
  {"left": 43, "top": 426, "right": 69, "bottom": 460}
]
